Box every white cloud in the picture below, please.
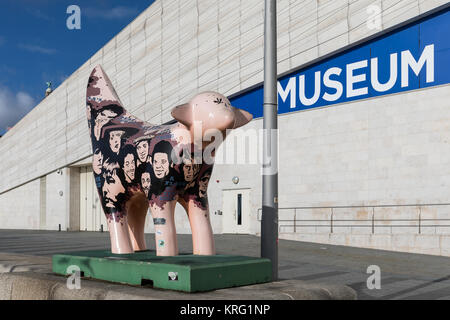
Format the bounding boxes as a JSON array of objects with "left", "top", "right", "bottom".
[
  {"left": 85, "top": 6, "right": 139, "bottom": 20},
  {"left": 0, "top": 86, "right": 36, "bottom": 133},
  {"left": 18, "top": 43, "right": 57, "bottom": 55}
]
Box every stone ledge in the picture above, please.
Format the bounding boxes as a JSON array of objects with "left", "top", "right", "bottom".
[
  {"left": 0, "top": 272, "right": 356, "bottom": 300},
  {"left": 280, "top": 233, "right": 450, "bottom": 257}
]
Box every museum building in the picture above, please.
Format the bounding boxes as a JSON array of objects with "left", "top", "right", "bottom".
[{"left": 1, "top": 0, "right": 449, "bottom": 256}]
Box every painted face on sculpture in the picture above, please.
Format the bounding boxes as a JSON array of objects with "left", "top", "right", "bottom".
[
  {"left": 98, "top": 109, "right": 117, "bottom": 122},
  {"left": 199, "top": 172, "right": 211, "bottom": 197},
  {"left": 136, "top": 141, "right": 149, "bottom": 163},
  {"left": 102, "top": 160, "right": 125, "bottom": 208},
  {"left": 182, "top": 159, "right": 200, "bottom": 182},
  {"left": 94, "top": 109, "right": 117, "bottom": 140},
  {"left": 86, "top": 105, "right": 91, "bottom": 121},
  {"left": 183, "top": 162, "right": 194, "bottom": 182},
  {"left": 153, "top": 153, "right": 169, "bottom": 179},
  {"left": 93, "top": 148, "right": 103, "bottom": 175},
  {"left": 123, "top": 153, "right": 135, "bottom": 183},
  {"left": 141, "top": 172, "right": 151, "bottom": 196},
  {"left": 109, "top": 130, "right": 124, "bottom": 154}
]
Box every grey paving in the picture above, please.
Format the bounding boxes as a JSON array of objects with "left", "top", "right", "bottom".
[{"left": 0, "top": 229, "right": 450, "bottom": 299}]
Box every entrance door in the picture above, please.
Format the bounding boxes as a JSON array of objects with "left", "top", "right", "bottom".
[
  {"left": 79, "top": 166, "right": 107, "bottom": 231},
  {"left": 222, "top": 189, "right": 251, "bottom": 234}
]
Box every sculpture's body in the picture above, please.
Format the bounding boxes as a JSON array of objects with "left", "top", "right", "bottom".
[{"left": 86, "top": 66, "right": 252, "bottom": 255}]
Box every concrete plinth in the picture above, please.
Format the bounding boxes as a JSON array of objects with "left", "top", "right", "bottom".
[{"left": 52, "top": 250, "right": 272, "bottom": 293}]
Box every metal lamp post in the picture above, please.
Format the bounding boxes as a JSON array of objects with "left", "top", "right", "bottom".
[{"left": 261, "top": 0, "right": 278, "bottom": 281}]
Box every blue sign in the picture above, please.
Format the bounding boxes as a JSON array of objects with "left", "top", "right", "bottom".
[{"left": 230, "top": 7, "right": 450, "bottom": 119}]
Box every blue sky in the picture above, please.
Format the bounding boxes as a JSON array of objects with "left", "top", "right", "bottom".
[{"left": 0, "top": 0, "right": 155, "bottom": 135}]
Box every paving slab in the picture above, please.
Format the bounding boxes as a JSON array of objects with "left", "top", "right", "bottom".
[{"left": 0, "top": 253, "right": 52, "bottom": 273}]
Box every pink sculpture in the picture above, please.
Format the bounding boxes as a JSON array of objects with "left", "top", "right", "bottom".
[{"left": 86, "top": 65, "right": 252, "bottom": 255}]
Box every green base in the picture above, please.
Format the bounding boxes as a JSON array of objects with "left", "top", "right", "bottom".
[{"left": 52, "top": 250, "right": 272, "bottom": 292}]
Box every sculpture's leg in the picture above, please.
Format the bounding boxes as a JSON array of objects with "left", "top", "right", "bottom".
[
  {"left": 106, "top": 211, "right": 134, "bottom": 254},
  {"left": 182, "top": 197, "right": 215, "bottom": 255},
  {"left": 150, "top": 199, "right": 178, "bottom": 256},
  {"left": 125, "top": 192, "right": 148, "bottom": 251}
]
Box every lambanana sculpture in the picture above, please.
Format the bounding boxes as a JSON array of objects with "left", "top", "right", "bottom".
[{"left": 86, "top": 65, "right": 252, "bottom": 255}]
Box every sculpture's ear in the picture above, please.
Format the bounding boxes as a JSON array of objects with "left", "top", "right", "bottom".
[
  {"left": 232, "top": 107, "right": 253, "bottom": 129},
  {"left": 171, "top": 103, "right": 192, "bottom": 128},
  {"left": 88, "top": 65, "right": 122, "bottom": 105}
]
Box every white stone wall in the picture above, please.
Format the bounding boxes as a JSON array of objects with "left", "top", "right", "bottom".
[
  {"left": 282, "top": 233, "right": 450, "bottom": 256},
  {"left": 0, "top": 169, "right": 70, "bottom": 231},
  {"left": 0, "top": 179, "right": 40, "bottom": 229},
  {"left": 276, "top": 85, "right": 450, "bottom": 208},
  {"left": 45, "top": 171, "right": 68, "bottom": 231}
]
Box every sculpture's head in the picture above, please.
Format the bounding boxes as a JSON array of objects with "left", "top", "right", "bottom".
[{"left": 171, "top": 92, "right": 253, "bottom": 134}]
